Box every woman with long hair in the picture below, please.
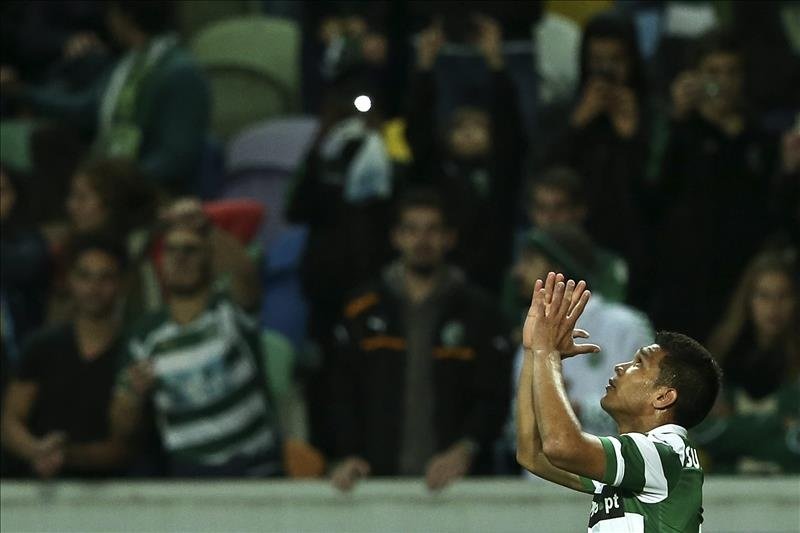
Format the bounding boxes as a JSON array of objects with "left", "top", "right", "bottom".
[{"left": 697, "top": 247, "right": 800, "bottom": 473}]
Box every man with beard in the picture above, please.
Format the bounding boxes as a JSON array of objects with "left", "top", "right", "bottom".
[
  {"left": 330, "top": 188, "right": 513, "bottom": 492},
  {"left": 108, "top": 199, "right": 281, "bottom": 477}
]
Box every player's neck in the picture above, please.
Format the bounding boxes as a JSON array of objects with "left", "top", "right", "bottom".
[{"left": 615, "top": 415, "right": 670, "bottom": 435}]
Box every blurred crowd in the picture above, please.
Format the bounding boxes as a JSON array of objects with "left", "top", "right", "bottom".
[{"left": 0, "top": 0, "right": 798, "bottom": 487}]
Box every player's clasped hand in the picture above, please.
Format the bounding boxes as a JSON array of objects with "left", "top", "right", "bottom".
[{"left": 523, "top": 272, "right": 601, "bottom": 357}]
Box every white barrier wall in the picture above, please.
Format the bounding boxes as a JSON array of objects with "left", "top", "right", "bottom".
[{"left": 1, "top": 478, "right": 798, "bottom": 532}]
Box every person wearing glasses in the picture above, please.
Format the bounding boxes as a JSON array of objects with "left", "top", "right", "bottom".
[{"left": 107, "top": 199, "right": 281, "bottom": 477}]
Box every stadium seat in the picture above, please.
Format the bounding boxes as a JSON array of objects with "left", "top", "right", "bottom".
[
  {"left": 224, "top": 116, "right": 318, "bottom": 247},
  {"left": 190, "top": 16, "right": 301, "bottom": 140},
  {"left": 175, "top": 0, "right": 262, "bottom": 40}
]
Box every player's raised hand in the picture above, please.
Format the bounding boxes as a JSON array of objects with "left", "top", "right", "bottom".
[{"left": 524, "top": 272, "right": 599, "bottom": 357}]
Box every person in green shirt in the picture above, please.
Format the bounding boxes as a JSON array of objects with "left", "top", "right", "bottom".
[{"left": 516, "top": 272, "right": 722, "bottom": 532}]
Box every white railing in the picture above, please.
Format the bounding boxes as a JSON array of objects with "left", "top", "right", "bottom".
[{"left": 2, "top": 477, "right": 798, "bottom": 532}]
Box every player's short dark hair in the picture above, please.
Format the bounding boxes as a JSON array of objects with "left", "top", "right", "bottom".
[
  {"left": 394, "top": 187, "right": 452, "bottom": 227},
  {"left": 67, "top": 234, "right": 128, "bottom": 273},
  {"left": 654, "top": 331, "right": 722, "bottom": 428},
  {"left": 529, "top": 166, "right": 586, "bottom": 207}
]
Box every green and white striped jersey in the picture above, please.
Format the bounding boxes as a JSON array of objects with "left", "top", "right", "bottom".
[
  {"left": 120, "top": 295, "right": 281, "bottom": 475},
  {"left": 580, "top": 424, "right": 704, "bottom": 533}
]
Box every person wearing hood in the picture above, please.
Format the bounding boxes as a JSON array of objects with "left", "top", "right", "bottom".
[
  {"left": 648, "top": 29, "right": 779, "bottom": 341},
  {"left": 545, "top": 10, "right": 649, "bottom": 306},
  {"left": 329, "top": 188, "right": 513, "bottom": 492}
]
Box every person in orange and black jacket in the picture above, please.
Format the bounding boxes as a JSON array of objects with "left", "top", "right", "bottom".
[{"left": 329, "top": 188, "right": 513, "bottom": 493}]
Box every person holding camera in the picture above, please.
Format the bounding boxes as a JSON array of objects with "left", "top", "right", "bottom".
[
  {"left": 648, "top": 30, "right": 779, "bottom": 342},
  {"left": 545, "top": 11, "right": 649, "bottom": 308},
  {"left": 405, "top": 15, "right": 525, "bottom": 293}
]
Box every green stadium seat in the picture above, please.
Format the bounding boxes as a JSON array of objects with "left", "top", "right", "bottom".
[
  {"left": 175, "top": 0, "right": 262, "bottom": 40},
  {"left": 190, "top": 16, "right": 300, "bottom": 140}
]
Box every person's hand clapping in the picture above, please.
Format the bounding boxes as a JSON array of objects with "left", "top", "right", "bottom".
[
  {"left": 31, "top": 432, "right": 66, "bottom": 479},
  {"left": 425, "top": 440, "right": 474, "bottom": 491},
  {"left": 126, "top": 360, "right": 156, "bottom": 400},
  {"left": 523, "top": 272, "right": 600, "bottom": 358},
  {"left": 331, "top": 456, "right": 371, "bottom": 492}
]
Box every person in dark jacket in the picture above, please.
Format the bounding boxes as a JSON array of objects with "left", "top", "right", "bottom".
[
  {"left": 649, "top": 30, "right": 778, "bottom": 340},
  {"left": 404, "top": 17, "right": 525, "bottom": 293},
  {"left": 286, "top": 67, "right": 396, "bottom": 457},
  {"left": 545, "top": 11, "right": 649, "bottom": 303},
  {"left": 330, "top": 189, "right": 513, "bottom": 492}
]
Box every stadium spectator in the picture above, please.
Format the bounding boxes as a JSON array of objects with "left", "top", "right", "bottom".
[
  {"left": 1, "top": 237, "right": 128, "bottom": 478},
  {"left": 0, "top": 166, "right": 50, "bottom": 364},
  {"left": 508, "top": 226, "right": 652, "bottom": 439},
  {"left": 404, "top": 17, "right": 525, "bottom": 292},
  {"left": 46, "top": 158, "right": 157, "bottom": 324},
  {"left": 696, "top": 248, "right": 800, "bottom": 474},
  {"left": 286, "top": 66, "right": 396, "bottom": 455},
  {"left": 2, "top": 1, "right": 210, "bottom": 194},
  {"left": 545, "top": 11, "right": 649, "bottom": 298},
  {"left": 649, "top": 29, "right": 779, "bottom": 340},
  {"left": 517, "top": 166, "right": 629, "bottom": 303},
  {"left": 330, "top": 189, "right": 513, "bottom": 491},
  {"left": 107, "top": 201, "right": 280, "bottom": 477},
  {"left": 0, "top": 1, "right": 110, "bottom": 87}
]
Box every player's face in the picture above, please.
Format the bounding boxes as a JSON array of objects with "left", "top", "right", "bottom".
[
  {"left": 750, "top": 270, "right": 796, "bottom": 339},
  {"left": 392, "top": 207, "right": 453, "bottom": 275},
  {"left": 162, "top": 228, "right": 212, "bottom": 296},
  {"left": 601, "top": 344, "right": 666, "bottom": 418},
  {"left": 70, "top": 250, "right": 122, "bottom": 318}
]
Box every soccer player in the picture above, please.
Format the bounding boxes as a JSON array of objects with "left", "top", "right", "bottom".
[{"left": 516, "top": 272, "right": 722, "bottom": 532}]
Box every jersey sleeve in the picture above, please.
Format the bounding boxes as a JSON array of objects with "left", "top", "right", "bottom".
[{"left": 597, "top": 433, "right": 682, "bottom": 502}]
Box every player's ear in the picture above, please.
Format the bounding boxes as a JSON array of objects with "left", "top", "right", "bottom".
[{"left": 653, "top": 386, "right": 677, "bottom": 411}]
